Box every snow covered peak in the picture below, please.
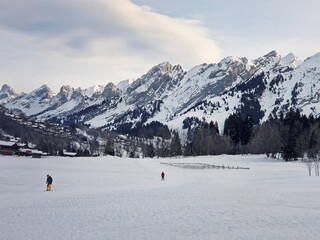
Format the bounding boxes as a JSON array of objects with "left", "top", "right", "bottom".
[
  {"left": 299, "top": 52, "right": 320, "bottom": 69},
  {"left": 83, "top": 85, "right": 105, "bottom": 97},
  {"left": 116, "top": 79, "right": 134, "bottom": 92},
  {"left": 220, "top": 56, "right": 244, "bottom": 65},
  {"left": 282, "top": 53, "right": 297, "bottom": 64},
  {"left": 281, "top": 53, "right": 301, "bottom": 68},
  {"left": 29, "top": 84, "right": 55, "bottom": 99},
  {"left": 3, "top": 84, "right": 56, "bottom": 116}
]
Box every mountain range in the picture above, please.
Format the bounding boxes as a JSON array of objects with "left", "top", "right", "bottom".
[{"left": 1, "top": 50, "right": 320, "bottom": 132}]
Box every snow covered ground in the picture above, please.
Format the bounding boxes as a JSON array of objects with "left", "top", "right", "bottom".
[{"left": 0, "top": 155, "right": 319, "bottom": 240}]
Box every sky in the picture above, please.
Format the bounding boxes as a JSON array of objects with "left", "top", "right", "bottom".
[{"left": 0, "top": 0, "right": 319, "bottom": 93}]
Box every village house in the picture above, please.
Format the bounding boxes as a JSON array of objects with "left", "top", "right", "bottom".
[
  {"left": 0, "top": 140, "right": 47, "bottom": 157},
  {"left": 0, "top": 140, "right": 19, "bottom": 155},
  {"left": 62, "top": 150, "right": 78, "bottom": 157}
]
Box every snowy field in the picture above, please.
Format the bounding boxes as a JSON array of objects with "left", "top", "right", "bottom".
[{"left": 0, "top": 155, "right": 319, "bottom": 240}]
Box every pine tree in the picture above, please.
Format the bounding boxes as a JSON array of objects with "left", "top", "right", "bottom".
[
  {"left": 146, "top": 144, "right": 155, "bottom": 158},
  {"left": 104, "top": 139, "right": 115, "bottom": 156},
  {"left": 224, "top": 113, "right": 242, "bottom": 145},
  {"left": 241, "top": 115, "right": 254, "bottom": 145},
  {"left": 169, "top": 130, "right": 182, "bottom": 156}
]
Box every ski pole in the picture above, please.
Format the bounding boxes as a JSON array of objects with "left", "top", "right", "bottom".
[{"left": 52, "top": 185, "right": 56, "bottom": 190}]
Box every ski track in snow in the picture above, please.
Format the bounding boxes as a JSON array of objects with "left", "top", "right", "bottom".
[{"left": 1, "top": 155, "right": 320, "bottom": 240}]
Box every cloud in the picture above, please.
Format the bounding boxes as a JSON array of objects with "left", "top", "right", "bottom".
[{"left": 0, "top": 0, "right": 221, "bottom": 75}]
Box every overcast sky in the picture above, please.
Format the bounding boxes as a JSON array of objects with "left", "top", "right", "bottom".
[{"left": 0, "top": 0, "right": 319, "bottom": 93}]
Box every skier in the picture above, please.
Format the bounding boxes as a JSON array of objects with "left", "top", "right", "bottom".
[
  {"left": 161, "top": 171, "right": 165, "bottom": 181},
  {"left": 46, "top": 174, "right": 53, "bottom": 191}
]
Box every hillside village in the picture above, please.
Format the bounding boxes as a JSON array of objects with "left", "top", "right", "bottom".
[
  {"left": 0, "top": 105, "right": 77, "bottom": 157},
  {"left": 0, "top": 105, "right": 158, "bottom": 158},
  {"left": 0, "top": 105, "right": 71, "bottom": 138}
]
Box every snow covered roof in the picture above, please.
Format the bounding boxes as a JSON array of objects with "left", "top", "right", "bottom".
[
  {"left": 18, "top": 148, "right": 47, "bottom": 155},
  {"left": 63, "top": 151, "right": 78, "bottom": 156},
  {"left": 27, "top": 143, "right": 37, "bottom": 148},
  {"left": 16, "top": 143, "right": 26, "bottom": 147},
  {"left": 18, "top": 148, "right": 32, "bottom": 153},
  {"left": 32, "top": 150, "right": 47, "bottom": 155},
  {"left": 0, "top": 140, "right": 16, "bottom": 147}
]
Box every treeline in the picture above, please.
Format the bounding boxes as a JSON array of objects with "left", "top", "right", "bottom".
[
  {"left": 111, "top": 129, "right": 182, "bottom": 159},
  {"left": 117, "top": 121, "right": 171, "bottom": 139},
  {"left": 183, "top": 108, "right": 320, "bottom": 161},
  {"left": 73, "top": 109, "right": 320, "bottom": 161}
]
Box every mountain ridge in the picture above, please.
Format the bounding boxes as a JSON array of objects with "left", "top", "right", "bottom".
[{"left": 1, "top": 50, "right": 320, "bottom": 132}]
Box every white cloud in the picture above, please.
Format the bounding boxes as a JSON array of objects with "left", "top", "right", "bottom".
[{"left": 0, "top": 0, "right": 222, "bottom": 93}]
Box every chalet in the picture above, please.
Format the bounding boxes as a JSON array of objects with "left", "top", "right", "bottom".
[
  {"left": 32, "top": 150, "right": 47, "bottom": 158},
  {"left": 17, "top": 148, "right": 33, "bottom": 156},
  {"left": 62, "top": 150, "right": 78, "bottom": 157},
  {"left": 0, "top": 140, "right": 19, "bottom": 155}
]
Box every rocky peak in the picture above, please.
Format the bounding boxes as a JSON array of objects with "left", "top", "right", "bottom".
[
  {"left": 253, "top": 50, "right": 280, "bottom": 68},
  {"left": 82, "top": 85, "right": 105, "bottom": 97},
  {"left": 129, "top": 62, "right": 179, "bottom": 93},
  {"left": 161, "top": 62, "right": 173, "bottom": 73},
  {"left": 60, "top": 85, "right": 72, "bottom": 93},
  {"left": 211, "top": 55, "right": 257, "bottom": 81},
  {"left": 217, "top": 56, "right": 255, "bottom": 71},
  {"left": 173, "top": 64, "right": 183, "bottom": 72},
  {"left": 0, "top": 84, "right": 18, "bottom": 103},
  {"left": 159, "top": 62, "right": 183, "bottom": 74},
  {"left": 101, "top": 83, "right": 119, "bottom": 99},
  {"left": 58, "top": 85, "right": 74, "bottom": 101},
  {"left": 265, "top": 50, "right": 278, "bottom": 58},
  {"left": 0, "top": 84, "right": 15, "bottom": 94},
  {"left": 28, "top": 84, "right": 55, "bottom": 100}
]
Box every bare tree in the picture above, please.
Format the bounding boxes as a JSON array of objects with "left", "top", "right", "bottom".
[
  {"left": 315, "top": 154, "right": 320, "bottom": 176},
  {"left": 303, "top": 156, "right": 314, "bottom": 176},
  {"left": 252, "top": 121, "right": 281, "bottom": 157}
]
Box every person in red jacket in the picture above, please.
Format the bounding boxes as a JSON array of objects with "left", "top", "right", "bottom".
[{"left": 161, "top": 172, "right": 165, "bottom": 180}]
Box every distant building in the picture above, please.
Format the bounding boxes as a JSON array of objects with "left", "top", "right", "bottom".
[
  {"left": 62, "top": 150, "right": 78, "bottom": 157},
  {"left": 0, "top": 140, "right": 47, "bottom": 157},
  {"left": 32, "top": 150, "right": 47, "bottom": 158},
  {"left": 17, "top": 148, "right": 33, "bottom": 156},
  {"left": 0, "top": 141, "right": 19, "bottom": 155},
  {"left": 17, "top": 148, "right": 47, "bottom": 157}
]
